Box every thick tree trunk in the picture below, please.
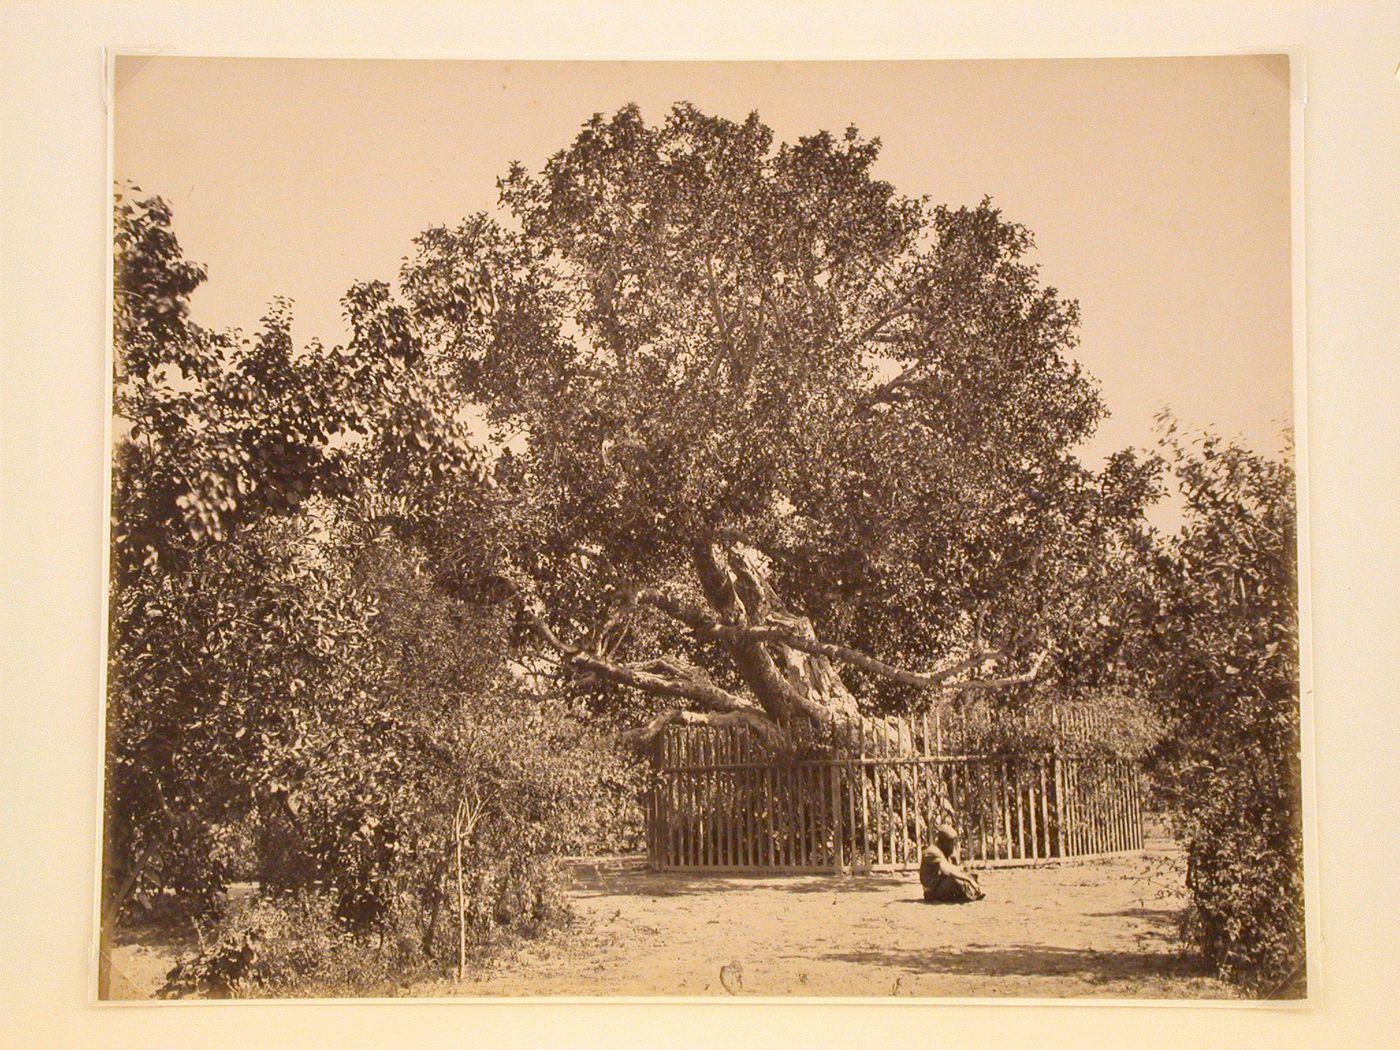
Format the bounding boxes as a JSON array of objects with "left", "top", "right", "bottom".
[
  {"left": 520, "top": 536, "right": 1045, "bottom": 848},
  {"left": 690, "top": 541, "right": 957, "bottom": 836},
  {"left": 690, "top": 542, "right": 860, "bottom": 727}
]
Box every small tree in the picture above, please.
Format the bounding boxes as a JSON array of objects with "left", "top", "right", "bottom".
[
  {"left": 105, "top": 189, "right": 610, "bottom": 996},
  {"left": 106, "top": 189, "right": 401, "bottom": 982}
]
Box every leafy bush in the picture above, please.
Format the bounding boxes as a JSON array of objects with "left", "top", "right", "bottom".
[
  {"left": 1146, "top": 421, "right": 1304, "bottom": 995},
  {"left": 935, "top": 691, "right": 1165, "bottom": 760},
  {"left": 163, "top": 533, "right": 635, "bottom": 992},
  {"left": 162, "top": 889, "right": 431, "bottom": 998},
  {"left": 103, "top": 191, "right": 646, "bottom": 996}
]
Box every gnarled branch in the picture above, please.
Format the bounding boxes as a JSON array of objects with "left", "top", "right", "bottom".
[
  {"left": 620, "top": 707, "right": 783, "bottom": 750},
  {"left": 952, "top": 648, "right": 1051, "bottom": 691},
  {"left": 634, "top": 586, "right": 1035, "bottom": 693},
  {"left": 510, "top": 583, "right": 755, "bottom": 714}
]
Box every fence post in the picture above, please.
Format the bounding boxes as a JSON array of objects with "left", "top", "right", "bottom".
[
  {"left": 1052, "top": 751, "right": 1065, "bottom": 859},
  {"left": 830, "top": 752, "right": 844, "bottom": 873}
]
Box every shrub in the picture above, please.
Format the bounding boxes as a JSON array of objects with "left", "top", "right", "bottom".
[
  {"left": 935, "top": 690, "right": 1165, "bottom": 760},
  {"left": 162, "top": 889, "right": 434, "bottom": 998},
  {"left": 112, "top": 518, "right": 635, "bottom": 994},
  {"left": 1146, "top": 422, "right": 1304, "bottom": 995}
]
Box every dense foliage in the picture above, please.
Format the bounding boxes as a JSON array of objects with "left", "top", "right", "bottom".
[
  {"left": 104, "top": 103, "right": 1305, "bottom": 999},
  {"left": 1143, "top": 418, "right": 1304, "bottom": 994},
  {"left": 369, "top": 103, "right": 1164, "bottom": 742},
  {"left": 105, "top": 188, "right": 635, "bottom": 994}
]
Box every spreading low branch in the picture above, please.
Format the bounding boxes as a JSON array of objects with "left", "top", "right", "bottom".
[
  {"left": 620, "top": 707, "right": 783, "bottom": 750},
  {"left": 634, "top": 587, "right": 1038, "bottom": 693},
  {"left": 573, "top": 651, "right": 754, "bottom": 713},
  {"left": 951, "top": 648, "right": 1051, "bottom": 691},
  {"left": 509, "top": 583, "right": 756, "bottom": 715}
]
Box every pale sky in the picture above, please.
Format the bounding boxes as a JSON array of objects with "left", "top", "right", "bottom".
[{"left": 113, "top": 56, "right": 1294, "bottom": 473}]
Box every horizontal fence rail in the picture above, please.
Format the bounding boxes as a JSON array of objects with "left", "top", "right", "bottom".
[{"left": 645, "top": 711, "right": 1144, "bottom": 873}]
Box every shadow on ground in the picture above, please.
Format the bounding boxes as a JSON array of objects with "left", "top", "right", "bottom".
[
  {"left": 820, "top": 942, "right": 1207, "bottom": 984},
  {"left": 1085, "top": 907, "right": 1182, "bottom": 933},
  {"left": 566, "top": 858, "right": 902, "bottom": 898}
]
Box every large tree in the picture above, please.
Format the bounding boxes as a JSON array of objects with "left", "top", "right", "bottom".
[{"left": 371, "top": 104, "right": 1152, "bottom": 748}]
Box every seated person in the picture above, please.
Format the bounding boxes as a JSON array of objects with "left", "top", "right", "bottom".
[{"left": 919, "top": 824, "right": 985, "bottom": 903}]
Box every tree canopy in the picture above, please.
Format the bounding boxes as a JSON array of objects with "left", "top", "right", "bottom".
[{"left": 368, "top": 103, "right": 1158, "bottom": 740}]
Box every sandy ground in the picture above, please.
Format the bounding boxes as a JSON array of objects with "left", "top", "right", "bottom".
[{"left": 109, "top": 833, "right": 1235, "bottom": 1000}]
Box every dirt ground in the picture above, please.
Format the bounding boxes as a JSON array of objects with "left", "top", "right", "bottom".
[{"left": 108, "top": 832, "right": 1235, "bottom": 1000}]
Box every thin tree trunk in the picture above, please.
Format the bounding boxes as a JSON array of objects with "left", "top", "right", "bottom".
[
  {"left": 452, "top": 793, "right": 485, "bottom": 983},
  {"left": 453, "top": 801, "right": 467, "bottom": 982},
  {"left": 97, "top": 843, "right": 150, "bottom": 1000}
]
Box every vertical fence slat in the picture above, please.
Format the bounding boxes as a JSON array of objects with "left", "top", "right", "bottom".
[
  {"left": 898, "top": 755, "right": 910, "bottom": 866},
  {"left": 912, "top": 757, "right": 925, "bottom": 857},
  {"left": 703, "top": 732, "right": 712, "bottom": 867},
  {"left": 672, "top": 735, "right": 681, "bottom": 868},
  {"left": 1133, "top": 766, "right": 1145, "bottom": 848},
  {"left": 1121, "top": 760, "right": 1131, "bottom": 851},
  {"left": 1038, "top": 760, "right": 1051, "bottom": 859},
  {"left": 686, "top": 736, "right": 696, "bottom": 868},
  {"left": 830, "top": 756, "right": 842, "bottom": 872},
  {"left": 683, "top": 736, "right": 693, "bottom": 868},
  {"left": 674, "top": 734, "right": 684, "bottom": 868},
  {"left": 873, "top": 759, "right": 885, "bottom": 867},
  {"left": 1014, "top": 761, "right": 1026, "bottom": 861},
  {"left": 1058, "top": 761, "right": 1069, "bottom": 856},
  {"left": 1095, "top": 759, "right": 1107, "bottom": 855},
  {"left": 800, "top": 761, "right": 812, "bottom": 868},
  {"left": 711, "top": 732, "right": 720, "bottom": 867},
  {"left": 883, "top": 738, "right": 895, "bottom": 867},
  {"left": 686, "top": 734, "right": 696, "bottom": 868},
  {"left": 851, "top": 722, "right": 862, "bottom": 868},
  {"left": 800, "top": 756, "right": 811, "bottom": 869},
  {"left": 1114, "top": 767, "right": 1125, "bottom": 856},
  {"left": 1025, "top": 761, "right": 1038, "bottom": 861},
  {"left": 715, "top": 731, "right": 726, "bottom": 868},
  {"left": 784, "top": 757, "right": 796, "bottom": 868},
  {"left": 768, "top": 753, "right": 778, "bottom": 869},
  {"left": 1074, "top": 759, "right": 1085, "bottom": 857},
  {"left": 1120, "top": 762, "right": 1129, "bottom": 851},
  {"left": 979, "top": 760, "right": 990, "bottom": 865},
  {"left": 1076, "top": 761, "right": 1087, "bottom": 856},
  {"left": 818, "top": 762, "right": 828, "bottom": 869},
  {"left": 696, "top": 732, "right": 707, "bottom": 867},
  {"left": 1081, "top": 761, "right": 1090, "bottom": 856},
  {"left": 1109, "top": 759, "right": 1122, "bottom": 853},
  {"left": 1092, "top": 761, "right": 1103, "bottom": 856},
  {"left": 726, "top": 730, "right": 737, "bottom": 867},
  {"left": 713, "top": 732, "right": 723, "bottom": 866},
  {"left": 799, "top": 763, "right": 811, "bottom": 868},
  {"left": 846, "top": 732, "right": 858, "bottom": 870},
  {"left": 673, "top": 732, "right": 681, "bottom": 869},
  {"left": 722, "top": 731, "right": 731, "bottom": 868},
  {"left": 681, "top": 734, "right": 690, "bottom": 868},
  {"left": 1003, "top": 759, "right": 1014, "bottom": 862},
  {"left": 743, "top": 732, "right": 755, "bottom": 868}
]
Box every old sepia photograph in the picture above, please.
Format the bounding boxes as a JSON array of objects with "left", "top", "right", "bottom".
[{"left": 100, "top": 55, "right": 1303, "bottom": 1002}]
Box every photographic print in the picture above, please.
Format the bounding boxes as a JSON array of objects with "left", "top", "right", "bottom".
[{"left": 100, "top": 56, "right": 1303, "bottom": 1002}]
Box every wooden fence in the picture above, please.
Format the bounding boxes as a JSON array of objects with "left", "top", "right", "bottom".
[{"left": 645, "top": 710, "right": 1144, "bottom": 873}]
